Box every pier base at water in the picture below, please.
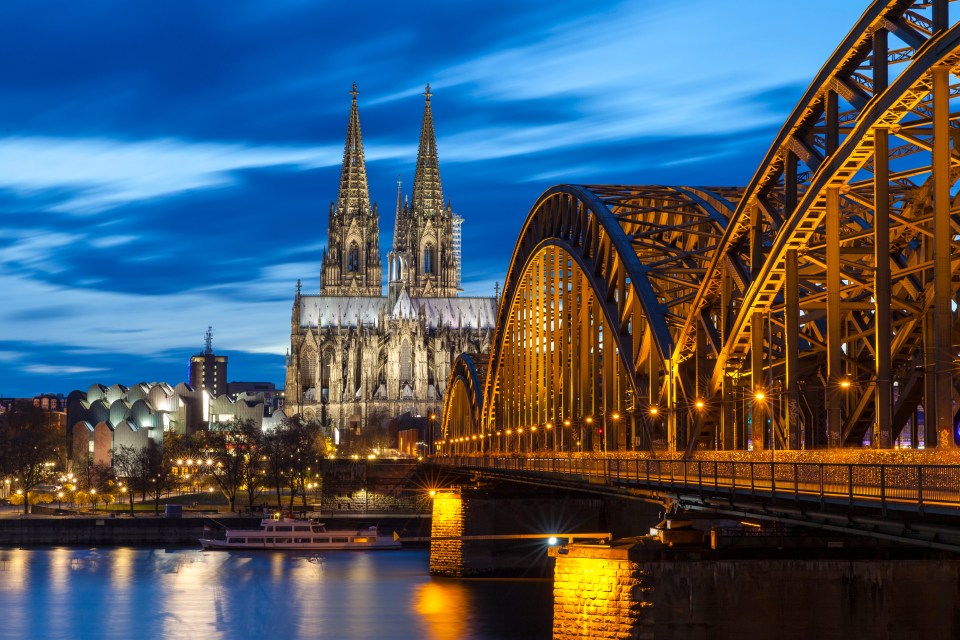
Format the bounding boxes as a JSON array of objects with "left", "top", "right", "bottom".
[
  {"left": 427, "top": 487, "right": 606, "bottom": 577},
  {"left": 550, "top": 541, "right": 653, "bottom": 639},
  {"left": 549, "top": 537, "right": 960, "bottom": 639}
]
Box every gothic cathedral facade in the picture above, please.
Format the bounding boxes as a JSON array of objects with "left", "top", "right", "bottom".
[{"left": 285, "top": 84, "right": 496, "bottom": 439}]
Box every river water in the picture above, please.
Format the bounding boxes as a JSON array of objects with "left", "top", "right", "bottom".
[{"left": 0, "top": 548, "right": 553, "bottom": 640}]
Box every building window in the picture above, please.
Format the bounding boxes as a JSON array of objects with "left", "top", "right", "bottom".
[
  {"left": 400, "top": 341, "right": 412, "bottom": 382},
  {"left": 301, "top": 348, "right": 317, "bottom": 387},
  {"left": 423, "top": 243, "right": 435, "bottom": 275},
  {"left": 347, "top": 242, "right": 360, "bottom": 272}
]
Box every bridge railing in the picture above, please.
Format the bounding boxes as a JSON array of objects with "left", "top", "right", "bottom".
[{"left": 442, "top": 456, "right": 960, "bottom": 515}]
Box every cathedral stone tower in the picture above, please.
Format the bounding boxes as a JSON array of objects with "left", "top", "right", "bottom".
[
  {"left": 388, "top": 84, "right": 459, "bottom": 300},
  {"left": 321, "top": 83, "right": 384, "bottom": 296},
  {"left": 287, "top": 84, "right": 495, "bottom": 440}
]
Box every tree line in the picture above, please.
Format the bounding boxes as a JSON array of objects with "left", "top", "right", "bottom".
[{"left": 0, "top": 400, "right": 332, "bottom": 514}]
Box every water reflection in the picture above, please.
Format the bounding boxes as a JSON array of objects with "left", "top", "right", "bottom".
[
  {"left": 0, "top": 549, "right": 551, "bottom": 639},
  {"left": 413, "top": 580, "right": 469, "bottom": 640}
]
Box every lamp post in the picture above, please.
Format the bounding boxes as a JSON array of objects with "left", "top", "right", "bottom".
[
  {"left": 15, "top": 489, "right": 22, "bottom": 515},
  {"left": 428, "top": 412, "right": 437, "bottom": 457},
  {"left": 609, "top": 412, "right": 620, "bottom": 452}
]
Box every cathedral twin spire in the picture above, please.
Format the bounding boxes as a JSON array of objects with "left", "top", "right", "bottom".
[
  {"left": 336, "top": 82, "right": 372, "bottom": 217},
  {"left": 412, "top": 84, "right": 444, "bottom": 217},
  {"left": 321, "top": 83, "right": 459, "bottom": 299}
]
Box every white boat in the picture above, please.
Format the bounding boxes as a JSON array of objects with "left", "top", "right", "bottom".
[{"left": 199, "top": 515, "right": 401, "bottom": 551}]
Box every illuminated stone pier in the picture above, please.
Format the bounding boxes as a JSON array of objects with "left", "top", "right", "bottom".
[
  {"left": 428, "top": 490, "right": 466, "bottom": 577},
  {"left": 550, "top": 541, "right": 653, "bottom": 640},
  {"left": 427, "top": 486, "right": 608, "bottom": 577}
]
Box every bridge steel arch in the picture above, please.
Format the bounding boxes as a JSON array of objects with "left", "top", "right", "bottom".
[
  {"left": 440, "top": 353, "right": 487, "bottom": 455},
  {"left": 443, "top": 0, "right": 960, "bottom": 455},
  {"left": 444, "top": 185, "right": 742, "bottom": 454}
]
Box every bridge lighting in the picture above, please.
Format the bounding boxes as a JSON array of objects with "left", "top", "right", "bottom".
[
  {"left": 695, "top": 400, "right": 705, "bottom": 409},
  {"left": 545, "top": 423, "right": 553, "bottom": 430},
  {"left": 585, "top": 416, "right": 594, "bottom": 424},
  {"left": 518, "top": 428, "right": 524, "bottom": 434},
  {"left": 429, "top": 490, "right": 437, "bottom": 498},
  {"left": 547, "top": 536, "right": 558, "bottom": 546},
  {"left": 649, "top": 406, "right": 659, "bottom": 416},
  {"left": 611, "top": 413, "right": 619, "bottom": 420},
  {"left": 754, "top": 391, "right": 765, "bottom": 402},
  {"left": 840, "top": 379, "right": 852, "bottom": 389},
  {"left": 563, "top": 419, "right": 571, "bottom": 427},
  {"left": 531, "top": 426, "right": 537, "bottom": 432},
  {"left": 506, "top": 429, "right": 513, "bottom": 435}
]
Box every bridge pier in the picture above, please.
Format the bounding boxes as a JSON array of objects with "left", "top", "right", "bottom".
[
  {"left": 427, "top": 486, "right": 607, "bottom": 577},
  {"left": 550, "top": 541, "right": 653, "bottom": 640},
  {"left": 428, "top": 489, "right": 466, "bottom": 577}
]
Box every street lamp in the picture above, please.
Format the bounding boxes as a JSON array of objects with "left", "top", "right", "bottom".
[{"left": 15, "top": 489, "right": 22, "bottom": 515}]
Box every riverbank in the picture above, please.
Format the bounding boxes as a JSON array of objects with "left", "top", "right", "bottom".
[{"left": 0, "top": 513, "right": 432, "bottom": 547}]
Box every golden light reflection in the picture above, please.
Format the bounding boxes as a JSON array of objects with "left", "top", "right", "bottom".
[
  {"left": 413, "top": 580, "right": 469, "bottom": 640},
  {"left": 110, "top": 547, "right": 135, "bottom": 588}
]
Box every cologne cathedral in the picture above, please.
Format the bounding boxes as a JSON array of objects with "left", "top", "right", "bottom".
[{"left": 285, "top": 84, "right": 496, "bottom": 436}]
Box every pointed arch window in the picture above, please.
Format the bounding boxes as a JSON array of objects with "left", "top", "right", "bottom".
[
  {"left": 400, "top": 340, "right": 412, "bottom": 382},
  {"left": 347, "top": 242, "right": 360, "bottom": 272},
  {"left": 300, "top": 347, "right": 317, "bottom": 388},
  {"left": 423, "top": 243, "right": 435, "bottom": 275}
]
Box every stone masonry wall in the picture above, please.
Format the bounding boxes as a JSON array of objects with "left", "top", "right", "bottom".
[
  {"left": 428, "top": 491, "right": 465, "bottom": 576},
  {"left": 552, "top": 546, "right": 653, "bottom": 640}
]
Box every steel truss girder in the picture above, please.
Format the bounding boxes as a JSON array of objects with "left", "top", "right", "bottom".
[
  {"left": 443, "top": 0, "right": 960, "bottom": 455},
  {"left": 440, "top": 353, "right": 485, "bottom": 452}
]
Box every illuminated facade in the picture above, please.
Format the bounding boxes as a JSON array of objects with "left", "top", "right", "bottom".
[
  {"left": 66, "top": 382, "right": 268, "bottom": 468},
  {"left": 286, "top": 85, "right": 496, "bottom": 434}
]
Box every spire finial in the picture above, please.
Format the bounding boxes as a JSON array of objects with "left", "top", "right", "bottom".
[
  {"left": 296, "top": 278, "right": 302, "bottom": 296},
  {"left": 350, "top": 82, "right": 359, "bottom": 100},
  {"left": 424, "top": 83, "right": 432, "bottom": 100}
]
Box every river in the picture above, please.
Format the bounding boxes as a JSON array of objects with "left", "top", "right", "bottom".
[{"left": 0, "top": 548, "right": 553, "bottom": 640}]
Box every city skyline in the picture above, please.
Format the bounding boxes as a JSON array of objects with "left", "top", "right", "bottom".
[{"left": 0, "top": 1, "right": 865, "bottom": 396}]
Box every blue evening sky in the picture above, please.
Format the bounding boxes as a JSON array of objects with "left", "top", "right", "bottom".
[{"left": 0, "top": 1, "right": 866, "bottom": 397}]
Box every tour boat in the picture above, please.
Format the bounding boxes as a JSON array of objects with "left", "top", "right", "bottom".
[{"left": 199, "top": 515, "right": 401, "bottom": 551}]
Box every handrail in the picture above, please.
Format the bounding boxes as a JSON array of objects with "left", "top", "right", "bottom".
[{"left": 436, "top": 456, "right": 960, "bottom": 514}]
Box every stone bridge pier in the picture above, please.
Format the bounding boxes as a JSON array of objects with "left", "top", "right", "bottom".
[{"left": 427, "top": 486, "right": 614, "bottom": 577}]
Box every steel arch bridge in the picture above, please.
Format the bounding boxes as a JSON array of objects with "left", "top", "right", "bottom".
[{"left": 442, "top": 0, "right": 960, "bottom": 456}]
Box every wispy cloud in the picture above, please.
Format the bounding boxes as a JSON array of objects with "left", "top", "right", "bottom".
[
  {"left": 0, "top": 137, "right": 411, "bottom": 214},
  {"left": 22, "top": 364, "right": 107, "bottom": 375}
]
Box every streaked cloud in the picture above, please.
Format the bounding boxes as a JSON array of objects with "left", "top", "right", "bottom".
[{"left": 0, "top": 0, "right": 871, "bottom": 395}]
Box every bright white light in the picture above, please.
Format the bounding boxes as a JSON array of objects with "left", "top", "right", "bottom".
[{"left": 547, "top": 536, "right": 558, "bottom": 546}]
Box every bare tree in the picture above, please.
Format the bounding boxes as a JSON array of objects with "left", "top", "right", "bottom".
[
  {"left": 113, "top": 445, "right": 152, "bottom": 515},
  {"left": 0, "top": 401, "right": 64, "bottom": 514},
  {"left": 204, "top": 420, "right": 263, "bottom": 512}
]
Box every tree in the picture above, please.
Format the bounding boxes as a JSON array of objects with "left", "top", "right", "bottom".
[
  {"left": 114, "top": 445, "right": 153, "bottom": 515},
  {"left": 204, "top": 420, "right": 263, "bottom": 512},
  {"left": 0, "top": 401, "right": 65, "bottom": 514},
  {"left": 365, "top": 408, "right": 393, "bottom": 452}
]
